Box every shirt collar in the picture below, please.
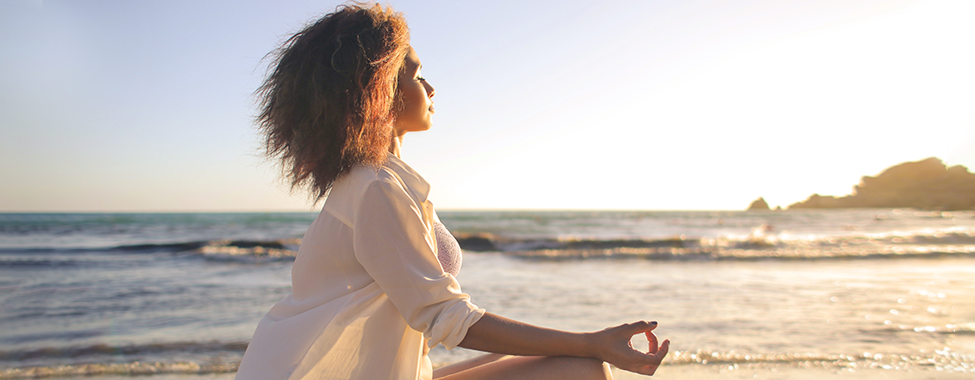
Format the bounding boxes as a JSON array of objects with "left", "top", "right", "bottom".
[
  {"left": 322, "top": 154, "right": 432, "bottom": 228},
  {"left": 384, "top": 153, "right": 431, "bottom": 203}
]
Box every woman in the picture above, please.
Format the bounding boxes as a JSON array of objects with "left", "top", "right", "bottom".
[{"left": 236, "top": 4, "right": 669, "bottom": 380}]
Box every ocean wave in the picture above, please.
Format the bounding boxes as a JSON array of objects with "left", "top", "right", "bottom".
[
  {"left": 455, "top": 227, "right": 975, "bottom": 261},
  {"left": 0, "top": 259, "right": 85, "bottom": 268},
  {"left": 113, "top": 239, "right": 299, "bottom": 254},
  {"left": 663, "top": 349, "right": 973, "bottom": 372},
  {"left": 504, "top": 246, "right": 975, "bottom": 261},
  {"left": 0, "top": 361, "right": 238, "bottom": 379},
  {"left": 5, "top": 228, "right": 975, "bottom": 263},
  {"left": 455, "top": 227, "right": 975, "bottom": 252},
  {"left": 0, "top": 341, "right": 247, "bottom": 362},
  {"left": 453, "top": 233, "right": 697, "bottom": 252},
  {"left": 192, "top": 244, "right": 297, "bottom": 262},
  {"left": 0, "top": 239, "right": 300, "bottom": 259},
  {"left": 865, "top": 323, "right": 975, "bottom": 336}
]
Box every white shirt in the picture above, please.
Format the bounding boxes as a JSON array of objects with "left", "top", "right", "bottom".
[{"left": 236, "top": 154, "right": 485, "bottom": 380}]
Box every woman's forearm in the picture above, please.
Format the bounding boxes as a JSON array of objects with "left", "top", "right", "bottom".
[
  {"left": 458, "top": 312, "right": 595, "bottom": 358},
  {"left": 459, "top": 313, "right": 670, "bottom": 376}
]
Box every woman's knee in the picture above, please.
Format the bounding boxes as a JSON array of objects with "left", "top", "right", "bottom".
[{"left": 563, "top": 357, "right": 612, "bottom": 380}]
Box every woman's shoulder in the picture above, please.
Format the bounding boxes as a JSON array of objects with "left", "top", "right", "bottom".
[
  {"left": 338, "top": 158, "right": 416, "bottom": 196},
  {"left": 323, "top": 159, "right": 418, "bottom": 226},
  {"left": 341, "top": 156, "right": 429, "bottom": 200}
]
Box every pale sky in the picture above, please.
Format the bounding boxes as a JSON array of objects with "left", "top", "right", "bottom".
[{"left": 1, "top": 0, "right": 973, "bottom": 212}]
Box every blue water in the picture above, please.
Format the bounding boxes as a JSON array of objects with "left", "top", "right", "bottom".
[{"left": 1, "top": 210, "right": 974, "bottom": 378}]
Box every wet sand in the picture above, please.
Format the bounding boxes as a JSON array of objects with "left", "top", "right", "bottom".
[
  {"left": 615, "top": 365, "right": 972, "bottom": 379},
  {"left": 47, "top": 365, "right": 973, "bottom": 380}
]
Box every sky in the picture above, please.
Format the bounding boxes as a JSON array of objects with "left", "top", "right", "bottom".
[{"left": 1, "top": 0, "right": 973, "bottom": 212}]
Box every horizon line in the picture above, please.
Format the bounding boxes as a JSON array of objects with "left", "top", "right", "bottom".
[{"left": 0, "top": 207, "right": 758, "bottom": 214}]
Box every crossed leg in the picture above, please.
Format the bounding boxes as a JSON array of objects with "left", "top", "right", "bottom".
[{"left": 434, "top": 353, "right": 612, "bottom": 380}]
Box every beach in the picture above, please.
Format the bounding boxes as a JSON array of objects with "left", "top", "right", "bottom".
[
  {"left": 33, "top": 366, "right": 975, "bottom": 380},
  {"left": 1, "top": 210, "right": 974, "bottom": 379}
]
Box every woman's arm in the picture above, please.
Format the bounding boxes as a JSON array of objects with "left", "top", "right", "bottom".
[{"left": 459, "top": 313, "right": 670, "bottom": 376}]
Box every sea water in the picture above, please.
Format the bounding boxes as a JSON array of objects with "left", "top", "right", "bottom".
[{"left": 1, "top": 210, "right": 973, "bottom": 379}]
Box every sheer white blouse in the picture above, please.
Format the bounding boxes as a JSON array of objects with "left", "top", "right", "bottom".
[{"left": 236, "top": 154, "right": 485, "bottom": 380}]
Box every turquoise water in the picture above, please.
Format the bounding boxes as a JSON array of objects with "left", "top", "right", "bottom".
[{"left": 1, "top": 210, "right": 974, "bottom": 378}]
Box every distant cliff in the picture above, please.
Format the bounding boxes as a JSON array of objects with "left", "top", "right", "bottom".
[
  {"left": 787, "top": 157, "right": 975, "bottom": 210},
  {"left": 747, "top": 197, "right": 770, "bottom": 211}
]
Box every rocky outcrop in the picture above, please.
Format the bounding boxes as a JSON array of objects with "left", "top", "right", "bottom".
[
  {"left": 452, "top": 233, "right": 499, "bottom": 251},
  {"left": 788, "top": 157, "right": 975, "bottom": 210},
  {"left": 747, "top": 197, "right": 770, "bottom": 211}
]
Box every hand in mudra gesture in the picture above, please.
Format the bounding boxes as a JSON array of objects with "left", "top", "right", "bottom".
[{"left": 591, "top": 321, "right": 670, "bottom": 376}]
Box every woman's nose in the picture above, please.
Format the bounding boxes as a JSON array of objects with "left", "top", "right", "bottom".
[{"left": 424, "top": 81, "right": 435, "bottom": 98}]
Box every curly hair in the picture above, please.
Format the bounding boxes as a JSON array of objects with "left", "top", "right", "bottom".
[{"left": 257, "top": 3, "right": 410, "bottom": 201}]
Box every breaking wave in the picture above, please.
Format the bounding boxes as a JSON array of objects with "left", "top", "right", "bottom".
[
  {"left": 0, "top": 341, "right": 248, "bottom": 362},
  {"left": 4, "top": 227, "right": 975, "bottom": 263},
  {"left": 0, "top": 361, "right": 238, "bottom": 379},
  {"left": 457, "top": 227, "right": 975, "bottom": 261},
  {"left": 662, "top": 348, "right": 973, "bottom": 372},
  {"left": 0, "top": 239, "right": 301, "bottom": 264}
]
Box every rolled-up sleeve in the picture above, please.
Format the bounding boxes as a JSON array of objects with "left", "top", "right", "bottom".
[{"left": 352, "top": 174, "right": 485, "bottom": 349}]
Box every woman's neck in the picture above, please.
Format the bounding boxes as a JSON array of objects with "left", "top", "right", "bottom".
[{"left": 388, "top": 134, "right": 404, "bottom": 158}]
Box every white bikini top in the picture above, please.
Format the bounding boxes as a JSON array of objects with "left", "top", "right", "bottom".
[{"left": 433, "top": 222, "right": 462, "bottom": 276}]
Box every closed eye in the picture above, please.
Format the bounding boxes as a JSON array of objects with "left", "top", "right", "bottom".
[{"left": 417, "top": 76, "right": 426, "bottom": 82}]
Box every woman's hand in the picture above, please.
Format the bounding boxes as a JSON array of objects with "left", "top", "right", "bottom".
[
  {"left": 587, "top": 321, "right": 670, "bottom": 376},
  {"left": 459, "top": 313, "right": 670, "bottom": 375}
]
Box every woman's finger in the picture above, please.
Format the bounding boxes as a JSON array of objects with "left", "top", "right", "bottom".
[
  {"left": 654, "top": 339, "right": 671, "bottom": 361},
  {"left": 645, "top": 331, "right": 659, "bottom": 354},
  {"left": 642, "top": 340, "right": 670, "bottom": 376},
  {"left": 625, "top": 320, "right": 657, "bottom": 334}
]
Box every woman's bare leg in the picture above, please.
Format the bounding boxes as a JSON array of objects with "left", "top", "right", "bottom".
[
  {"left": 435, "top": 356, "right": 611, "bottom": 380},
  {"left": 432, "top": 353, "right": 509, "bottom": 378}
]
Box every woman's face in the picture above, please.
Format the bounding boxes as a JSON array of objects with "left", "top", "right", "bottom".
[{"left": 393, "top": 48, "right": 435, "bottom": 136}]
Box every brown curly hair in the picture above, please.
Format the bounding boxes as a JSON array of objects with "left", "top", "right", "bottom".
[{"left": 257, "top": 3, "right": 410, "bottom": 201}]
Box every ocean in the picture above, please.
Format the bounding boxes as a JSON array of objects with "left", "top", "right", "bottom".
[{"left": 1, "top": 210, "right": 973, "bottom": 379}]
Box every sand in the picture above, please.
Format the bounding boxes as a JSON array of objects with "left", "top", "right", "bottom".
[
  {"left": 613, "top": 364, "right": 973, "bottom": 380},
  {"left": 41, "top": 364, "right": 972, "bottom": 380}
]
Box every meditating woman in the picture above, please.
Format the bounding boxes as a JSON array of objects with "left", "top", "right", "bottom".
[{"left": 235, "top": 4, "right": 669, "bottom": 380}]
